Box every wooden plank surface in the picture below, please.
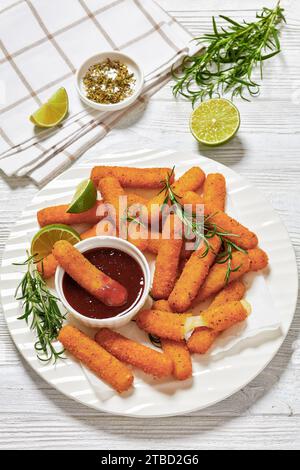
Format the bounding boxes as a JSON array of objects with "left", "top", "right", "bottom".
[{"left": 0, "top": 0, "right": 299, "bottom": 450}]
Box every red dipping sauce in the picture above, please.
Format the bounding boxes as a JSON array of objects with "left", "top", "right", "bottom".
[{"left": 62, "top": 247, "right": 145, "bottom": 319}]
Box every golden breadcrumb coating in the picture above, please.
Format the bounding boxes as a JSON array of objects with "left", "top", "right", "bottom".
[
  {"left": 203, "top": 173, "right": 226, "bottom": 211},
  {"left": 58, "top": 325, "right": 133, "bottom": 393},
  {"left": 168, "top": 234, "right": 221, "bottom": 312},
  {"left": 196, "top": 252, "right": 250, "bottom": 303},
  {"left": 91, "top": 166, "right": 174, "bottom": 188},
  {"left": 201, "top": 300, "right": 250, "bottom": 332},
  {"left": 52, "top": 240, "right": 128, "bottom": 307},
  {"left": 151, "top": 215, "right": 183, "bottom": 299},
  {"left": 95, "top": 328, "right": 173, "bottom": 378},
  {"left": 182, "top": 191, "right": 258, "bottom": 250},
  {"left": 136, "top": 309, "right": 190, "bottom": 342},
  {"left": 37, "top": 201, "right": 103, "bottom": 227}
]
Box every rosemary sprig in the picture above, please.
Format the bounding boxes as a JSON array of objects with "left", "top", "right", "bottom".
[
  {"left": 215, "top": 240, "right": 243, "bottom": 284},
  {"left": 123, "top": 213, "right": 146, "bottom": 228},
  {"left": 160, "top": 167, "right": 207, "bottom": 251},
  {"left": 172, "top": 3, "right": 286, "bottom": 104},
  {"left": 14, "top": 252, "right": 65, "bottom": 362},
  {"left": 160, "top": 168, "right": 247, "bottom": 282}
]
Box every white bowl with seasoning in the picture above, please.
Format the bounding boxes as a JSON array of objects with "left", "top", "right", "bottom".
[
  {"left": 76, "top": 51, "right": 144, "bottom": 112},
  {"left": 55, "top": 236, "right": 151, "bottom": 329}
]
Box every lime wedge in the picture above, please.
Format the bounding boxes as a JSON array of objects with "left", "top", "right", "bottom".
[
  {"left": 190, "top": 98, "right": 240, "bottom": 146},
  {"left": 31, "top": 224, "right": 80, "bottom": 261},
  {"left": 30, "top": 87, "right": 69, "bottom": 128},
  {"left": 66, "top": 179, "right": 97, "bottom": 214}
]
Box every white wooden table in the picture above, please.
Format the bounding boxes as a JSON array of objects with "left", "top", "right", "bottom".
[{"left": 0, "top": 0, "right": 299, "bottom": 450}]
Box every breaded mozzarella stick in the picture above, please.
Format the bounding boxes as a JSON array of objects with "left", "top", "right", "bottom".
[
  {"left": 195, "top": 252, "right": 250, "bottom": 303},
  {"left": 210, "top": 280, "right": 246, "bottom": 308},
  {"left": 95, "top": 328, "right": 173, "bottom": 378},
  {"left": 152, "top": 300, "right": 172, "bottom": 312},
  {"left": 58, "top": 325, "right": 133, "bottom": 393},
  {"left": 91, "top": 166, "right": 175, "bottom": 189},
  {"left": 136, "top": 309, "right": 191, "bottom": 342},
  {"left": 151, "top": 214, "right": 183, "bottom": 299},
  {"left": 187, "top": 329, "right": 219, "bottom": 355},
  {"left": 187, "top": 281, "right": 246, "bottom": 354},
  {"left": 52, "top": 240, "right": 128, "bottom": 307},
  {"left": 182, "top": 191, "right": 258, "bottom": 250},
  {"left": 98, "top": 176, "right": 148, "bottom": 252},
  {"left": 161, "top": 339, "right": 192, "bottom": 381},
  {"left": 152, "top": 300, "right": 192, "bottom": 381},
  {"left": 37, "top": 221, "right": 114, "bottom": 279},
  {"left": 146, "top": 167, "right": 206, "bottom": 222},
  {"left": 37, "top": 254, "right": 59, "bottom": 280},
  {"left": 203, "top": 173, "right": 226, "bottom": 211},
  {"left": 137, "top": 301, "right": 251, "bottom": 341},
  {"left": 247, "top": 248, "right": 268, "bottom": 271},
  {"left": 168, "top": 234, "right": 221, "bottom": 312},
  {"left": 37, "top": 201, "right": 103, "bottom": 227}
]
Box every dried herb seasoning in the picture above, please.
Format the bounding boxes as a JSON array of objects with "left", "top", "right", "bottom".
[{"left": 83, "top": 58, "right": 136, "bottom": 105}]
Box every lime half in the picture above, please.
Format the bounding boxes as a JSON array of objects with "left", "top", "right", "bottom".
[
  {"left": 190, "top": 98, "right": 240, "bottom": 146},
  {"left": 31, "top": 224, "right": 80, "bottom": 260},
  {"left": 30, "top": 87, "right": 69, "bottom": 128},
  {"left": 67, "top": 179, "right": 97, "bottom": 214}
]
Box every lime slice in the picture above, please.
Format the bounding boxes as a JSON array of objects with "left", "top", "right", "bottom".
[
  {"left": 190, "top": 98, "right": 240, "bottom": 146},
  {"left": 30, "top": 87, "right": 69, "bottom": 128},
  {"left": 31, "top": 224, "right": 80, "bottom": 260},
  {"left": 67, "top": 179, "right": 97, "bottom": 214}
]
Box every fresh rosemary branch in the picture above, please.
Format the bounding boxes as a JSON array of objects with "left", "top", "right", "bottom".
[
  {"left": 124, "top": 213, "right": 146, "bottom": 228},
  {"left": 160, "top": 168, "right": 247, "bottom": 282},
  {"left": 160, "top": 167, "right": 207, "bottom": 251},
  {"left": 215, "top": 240, "right": 243, "bottom": 284},
  {"left": 173, "top": 2, "right": 286, "bottom": 104},
  {"left": 14, "top": 253, "right": 65, "bottom": 362}
]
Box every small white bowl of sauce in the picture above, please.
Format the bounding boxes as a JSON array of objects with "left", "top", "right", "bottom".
[
  {"left": 76, "top": 51, "right": 144, "bottom": 112},
  {"left": 55, "top": 236, "right": 151, "bottom": 329}
]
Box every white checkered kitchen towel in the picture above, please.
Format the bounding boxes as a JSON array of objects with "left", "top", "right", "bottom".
[{"left": 0, "top": 0, "right": 202, "bottom": 185}]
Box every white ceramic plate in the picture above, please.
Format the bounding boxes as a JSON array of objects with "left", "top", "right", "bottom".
[{"left": 1, "top": 149, "right": 298, "bottom": 417}]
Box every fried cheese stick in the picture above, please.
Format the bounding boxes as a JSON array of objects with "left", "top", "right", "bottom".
[
  {"left": 187, "top": 281, "right": 246, "bottom": 354},
  {"left": 161, "top": 340, "right": 192, "bottom": 381},
  {"left": 95, "top": 328, "right": 173, "bottom": 378},
  {"left": 91, "top": 166, "right": 174, "bottom": 188},
  {"left": 203, "top": 173, "right": 226, "bottom": 211},
  {"left": 98, "top": 176, "right": 126, "bottom": 223},
  {"left": 151, "top": 214, "right": 183, "bottom": 299},
  {"left": 98, "top": 176, "right": 148, "bottom": 252},
  {"left": 146, "top": 167, "right": 205, "bottom": 222},
  {"left": 52, "top": 240, "right": 128, "bottom": 306},
  {"left": 182, "top": 191, "right": 258, "bottom": 250},
  {"left": 210, "top": 280, "right": 246, "bottom": 308},
  {"left": 136, "top": 301, "right": 251, "bottom": 341},
  {"left": 147, "top": 233, "right": 191, "bottom": 260},
  {"left": 168, "top": 234, "right": 222, "bottom": 312},
  {"left": 247, "top": 247, "right": 269, "bottom": 271},
  {"left": 152, "top": 300, "right": 192, "bottom": 381},
  {"left": 36, "top": 253, "right": 59, "bottom": 280},
  {"left": 80, "top": 220, "right": 114, "bottom": 239},
  {"left": 152, "top": 300, "right": 172, "bottom": 311},
  {"left": 37, "top": 220, "right": 115, "bottom": 279},
  {"left": 195, "top": 251, "right": 251, "bottom": 303},
  {"left": 37, "top": 191, "right": 150, "bottom": 280},
  {"left": 136, "top": 309, "right": 190, "bottom": 342},
  {"left": 58, "top": 325, "right": 133, "bottom": 393},
  {"left": 187, "top": 248, "right": 268, "bottom": 354},
  {"left": 37, "top": 200, "right": 103, "bottom": 227},
  {"left": 195, "top": 248, "right": 268, "bottom": 303}
]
